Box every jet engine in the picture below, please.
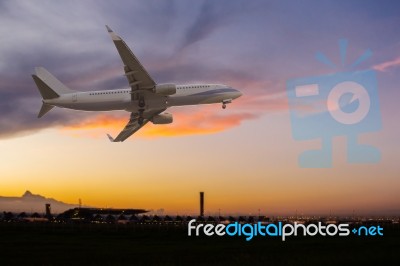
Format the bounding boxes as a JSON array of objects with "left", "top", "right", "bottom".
[
  {"left": 151, "top": 113, "right": 173, "bottom": 124},
  {"left": 153, "top": 83, "right": 176, "bottom": 95}
]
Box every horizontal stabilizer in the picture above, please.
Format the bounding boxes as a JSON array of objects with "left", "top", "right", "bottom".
[{"left": 38, "top": 103, "right": 54, "bottom": 118}]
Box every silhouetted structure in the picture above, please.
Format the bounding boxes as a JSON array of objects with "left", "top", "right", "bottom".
[
  {"left": 45, "top": 203, "right": 52, "bottom": 218},
  {"left": 58, "top": 207, "right": 148, "bottom": 222},
  {"left": 200, "top": 192, "right": 204, "bottom": 217},
  {"left": 1, "top": 209, "right": 398, "bottom": 228}
]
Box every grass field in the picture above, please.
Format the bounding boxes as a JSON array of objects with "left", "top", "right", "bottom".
[{"left": 0, "top": 222, "right": 398, "bottom": 265}]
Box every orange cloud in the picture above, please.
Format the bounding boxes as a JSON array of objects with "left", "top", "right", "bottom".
[
  {"left": 61, "top": 89, "right": 288, "bottom": 139},
  {"left": 373, "top": 56, "right": 400, "bottom": 72},
  {"left": 61, "top": 68, "right": 289, "bottom": 138},
  {"left": 63, "top": 106, "right": 259, "bottom": 139},
  {"left": 66, "top": 114, "right": 127, "bottom": 130},
  {"left": 142, "top": 110, "right": 258, "bottom": 137}
]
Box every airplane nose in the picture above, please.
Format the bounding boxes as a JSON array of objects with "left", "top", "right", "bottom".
[{"left": 234, "top": 89, "right": 243, "bottom": 99}]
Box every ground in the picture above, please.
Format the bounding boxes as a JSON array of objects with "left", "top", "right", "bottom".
[{"left": 0, "top": 223, "right": 398, "bottom": 265}]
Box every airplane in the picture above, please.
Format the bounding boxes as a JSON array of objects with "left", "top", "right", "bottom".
[{"left": 32, "top": 26, "right": 242, "bottom": 142}]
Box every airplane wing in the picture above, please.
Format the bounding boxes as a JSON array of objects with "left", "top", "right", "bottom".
[
  {"left": 107, "top": 109, "right": 165, "bottom": 142},
  {"left": 106, "top": 25, "right": 156, "bottom": 91}
]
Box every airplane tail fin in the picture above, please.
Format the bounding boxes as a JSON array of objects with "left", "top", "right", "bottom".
[
  {"left": 32, "top": 67, "right": 75, "bottom": 118},
  {"left": 32, "top": 67, "right": 75, "bottom": 98}
]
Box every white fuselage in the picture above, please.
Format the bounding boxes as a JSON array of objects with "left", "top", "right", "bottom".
[{"left": 44, "top": 84, "right": 242, "bottom": 113}]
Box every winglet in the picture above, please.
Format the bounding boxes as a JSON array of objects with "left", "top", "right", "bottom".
[
  {"left": 105, "top": 25, "right": 121, "bottom": 41},
  {"left": 107, "top": 134, "right": 115, "bottom": 142}
]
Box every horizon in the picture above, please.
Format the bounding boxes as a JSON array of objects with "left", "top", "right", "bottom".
[
  {"left": 1, "top": 1, "right": 399, "bottom": 217},
  {"left": 1, "top": 190, "right": 398, "bottom": 217}
]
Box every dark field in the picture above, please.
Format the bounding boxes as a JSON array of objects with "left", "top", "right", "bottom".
[{"left": 0, "top": 222, "right": 398, "bottom": 265}]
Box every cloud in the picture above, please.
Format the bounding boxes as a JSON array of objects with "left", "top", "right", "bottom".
[
  {"left": 58, "top": 84, "right": 288, "bottom": 140},
  {"left": 0, "top": 0, "right": 287, "bottom": 140},
  {"left": 0, "top": 55, "right": 285, "bottom": 140},
  {"left": 62, "top": 106, "right": 261, "bottom": 139},
  {"left": 55, "top": 64, "right": 288, "bottom": 140},
  {"left": 178, "top": 1, "right": 226, "bottom": 51},
  {"left": 177, "top": 1, "right": 250, "bottom": 52},
  {"left": 373, "top": 56, "right": 400, "bottom": 72},
  {"left": 142, "top": 110, "right": 258, "bottom": 137},
  {"left": 0, "top": 94, "right": 96, "bottom": 139}
]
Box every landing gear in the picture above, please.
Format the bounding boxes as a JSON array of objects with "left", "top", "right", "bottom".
[
  {"left": 138, "top": 96, "right": 145, "bottom": 125},
  {"left": 139, "top": 97, "right": 145, "bottom": 108},
  {"left": 222, "top": 99, "right": 232, "bottom": 109},
  {"left": 138, "top": 116, "right": 144, "bottom": 125},
  {"left": 138, "top": 109, "right": 144, "bottom": 125}
]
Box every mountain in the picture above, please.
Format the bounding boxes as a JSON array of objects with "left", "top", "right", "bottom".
[{"left": 0, "top": 191, "right": 78, "bottom": 214}]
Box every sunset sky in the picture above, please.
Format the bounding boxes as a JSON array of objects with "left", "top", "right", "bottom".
[{"left": 1, "top": 0, "right": 399, "bottom": 216}]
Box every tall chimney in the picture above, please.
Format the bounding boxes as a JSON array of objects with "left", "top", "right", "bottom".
[
  {"left": 200, "top": 192, "right": 204, "bottom": 217},
  {"left": 45, "top": 203, "right": 51, "bottom": 218}
]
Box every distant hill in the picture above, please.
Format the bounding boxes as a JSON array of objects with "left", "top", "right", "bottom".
[{"left": 0, "top": 191, "right": 78, "bottom": 214}]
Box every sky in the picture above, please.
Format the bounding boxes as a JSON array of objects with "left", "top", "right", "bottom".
[{"left": 1, "top": 0, "right": 399, "bottom": 216}]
